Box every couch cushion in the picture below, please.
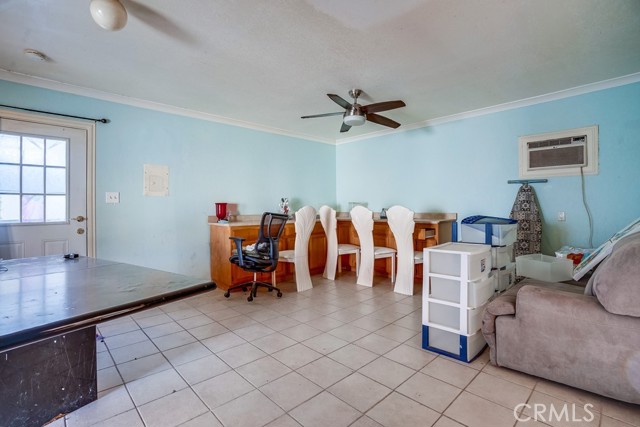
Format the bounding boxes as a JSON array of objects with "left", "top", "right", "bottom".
[{"left": 592, "top": 232, "right": 640, "bottom": 317}]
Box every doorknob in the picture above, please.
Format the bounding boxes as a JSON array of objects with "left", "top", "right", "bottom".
[
  {"left": 77, "top": 228, "right": 85, "bottom": 235},
  {"left": 72, "top": 215, "right": 85, "bottom": 222}
]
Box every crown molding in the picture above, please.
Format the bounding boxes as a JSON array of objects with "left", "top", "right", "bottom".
[
  {"left": 0, "top": 69, "right": 334, "bottom": 145},
  {"left": 335, "top": 72, "right": 640, "bottom": 145},
  {"left": 2, "top": 69, "right": 639, "bottom": 147}
]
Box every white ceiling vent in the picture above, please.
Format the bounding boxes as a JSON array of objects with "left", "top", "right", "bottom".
[{"left": 518, "top": 125, "right": 598, "bottom": 178}]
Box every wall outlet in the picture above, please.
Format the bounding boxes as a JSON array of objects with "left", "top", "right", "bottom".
[
  {"left": 106, "top": 192, "right": 120, "bottom": 204},
  {"left": 557, "top": 211, "right": 566, "bottom": 221}
]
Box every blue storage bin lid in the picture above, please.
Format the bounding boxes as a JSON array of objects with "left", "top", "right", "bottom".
[{"left": 462, "top": 215, "right": 517, "bottom": 225}]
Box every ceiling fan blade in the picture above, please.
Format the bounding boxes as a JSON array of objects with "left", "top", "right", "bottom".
[
  {"left": 366, "top": 113, "right": 401, "bottom": 129},
  {"left": 327, "top": 94, "right": 352, "bottom": 110},
  {"left": 125, "top": 0, "right": 196, "bottom": 44},
  {"left": 340, "top": 122, "right": 351, "bottom": 133},
  {"left": 301, "top": 112, "right": 344, "bottom": 119},
  {"left": 363, "top": 100, "right": 406, "bottom": 114}
]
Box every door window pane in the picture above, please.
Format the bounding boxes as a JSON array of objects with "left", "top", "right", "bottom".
[
  {"left": 22, "top": 137, "right": 45, "bottom": 165},
  {"left": 46, "top": 167, "right": 66, "bottom": 194},
  {"left": 46, "top": 139, "right": 67, "bottom": 167},
  {"left": 0, "top": 134, "right": 68, "bottom": 224},
  {"left": 0, "top": 134, "right": 20, "bottom": 163},
  {"left": 0, "top": 164, "right": 20, "bottom": 193},
  {"left": 46, "top": 195, "right": 66, "bottom": 222},
  {"left": 0, "top": 194, "right": 20, "bottom": 222},
  {"left": 22, "top": 195, "right": 44, "bottom": 222},
  {"left": 23, "top": 166, "right": 44, "bottom": 193}
]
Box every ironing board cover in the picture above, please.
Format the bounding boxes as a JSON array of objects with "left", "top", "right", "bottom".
[{"left": 510, "top": 184, "right": 542, "bottom": 257}]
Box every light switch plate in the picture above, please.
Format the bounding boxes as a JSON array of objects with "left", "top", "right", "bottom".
[{"left": 106, "top": 192, "right": 120, "bottom": 204}]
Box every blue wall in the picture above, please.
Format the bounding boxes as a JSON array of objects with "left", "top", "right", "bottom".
[
  {"left": 0, "top": 80, "right": 336, "bottom": 278},
  {"left": 2, "top": 79, "right": 639, "bottom": 276},
  {"left": 336, "top": 82, "right": 640, "bottom": 253}
]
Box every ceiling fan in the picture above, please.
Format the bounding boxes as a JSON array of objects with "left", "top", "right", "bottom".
[{"left": 301, "top": 89, "right": 406, "bottom": 133}]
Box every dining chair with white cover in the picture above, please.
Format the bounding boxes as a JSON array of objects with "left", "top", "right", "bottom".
[
  {"left": 319, "top": 205, "right": 360, "bottom": 280},
  {"left": 278, "top": 205, "right": 316, "bottom": 292},
  {"left": 350, "top": 205, "right": 396, "bottom": 287},
  {"left": 386, "top": 205, "right": 423, "bottom": 295}
]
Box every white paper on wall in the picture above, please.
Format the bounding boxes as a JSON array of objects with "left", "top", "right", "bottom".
[{"left": 143, "top": 164, "right": 169, "bottom": 197}]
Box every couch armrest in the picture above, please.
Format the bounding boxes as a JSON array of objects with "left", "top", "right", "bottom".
[
  {"left": 482, "top": 290, "right": 519, "bottom": 364},
  {"left": 482, "top": 284, "right": 523, "bottom": 364},
  {"left": 483, "top": 295, "right": 516, "bottom": 333}
]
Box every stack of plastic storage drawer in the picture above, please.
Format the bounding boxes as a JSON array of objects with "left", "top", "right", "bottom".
[
  {"left": 422, "top": 243, "right": 494, "bottom": 362},
  {"left": 460, "top": 216, "right": 517, "bottom": 294}
]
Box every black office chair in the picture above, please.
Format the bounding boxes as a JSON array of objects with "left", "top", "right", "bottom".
[{"left": 224, "top": 212, "right": 289, "bottom": 302}]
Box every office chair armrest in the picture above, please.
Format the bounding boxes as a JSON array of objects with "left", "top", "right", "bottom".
[{"left": 229, "top": 236, "right": 246, "bottom": 265}]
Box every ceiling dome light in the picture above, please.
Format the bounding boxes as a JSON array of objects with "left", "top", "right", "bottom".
[{"left": 90, "top": 0, "right": 128, "bottom": 31}]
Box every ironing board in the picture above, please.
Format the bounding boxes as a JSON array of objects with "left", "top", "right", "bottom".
[{"left": 510, "top": 183, "right": 542, "bottom": 258}]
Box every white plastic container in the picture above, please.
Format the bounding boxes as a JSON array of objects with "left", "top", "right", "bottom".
[
  {"left": 491, "top": 244, "right": 514, "bottom": 269},
  {"left": 495, "top": 263, "right": 516, "bottom": 292},
  {"left": 516, "top": 254, "right": 573, "bottom": 282},
  {"left": 422, "top": 325, "right": 486, "bottom": 362},
  {"left": 461, "top": 223, "right": 517, "bottom": 246},
  {"left": 429, "top": 275, "right": 495, "bottom": 307},
  {"left": 426, "top": 243, "right": 492, "bottom": 281},
  {"left": 426, "top": 301, "right": 486, "bottom": 334}
]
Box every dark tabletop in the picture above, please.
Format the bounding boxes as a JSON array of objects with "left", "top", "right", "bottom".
[{"left": 0, "top": 256, "right": 216, "bottom": 350}]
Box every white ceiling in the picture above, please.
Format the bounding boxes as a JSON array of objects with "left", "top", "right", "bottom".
[{"left": 1, "top": 0, "right": 639, "bottom": 143}]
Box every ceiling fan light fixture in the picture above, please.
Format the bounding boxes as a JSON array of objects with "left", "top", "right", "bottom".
[
  {"left": 343, "top": 114, "right": 366, "bottom": 126},
  {"left": 343, "top": 104, "right": 366, "bottom": 126},
  {"left": 90, "top": 0, "right": 128, "bottom": 31}
]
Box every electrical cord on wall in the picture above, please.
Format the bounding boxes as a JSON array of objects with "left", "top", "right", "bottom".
[{"left": 580, "top": 166, "right": 594, "bottom": 247}]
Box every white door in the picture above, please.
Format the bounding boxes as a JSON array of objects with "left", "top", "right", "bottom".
[{"left": 0, "top": 117, "right": 89, "bottom": 259}]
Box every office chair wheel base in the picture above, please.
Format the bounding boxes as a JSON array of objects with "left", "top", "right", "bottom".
[
  {"left": 242, "top": 287, "right": 247, "bottom": 292},
  {"left": 277, "top": 292, "right": 282, "bottom": 298},
  {"left": 224, "top": 291, "right": 230, "bottom": 298},
  {"left": 247, "top": 295, "right": 253, "bottom": 302},
  {"left": 268, "top": 288, "right": 273, "bottom": 292}
]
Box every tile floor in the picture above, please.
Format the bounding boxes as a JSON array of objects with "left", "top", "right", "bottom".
[{"left": 51, "top": 273, "right": 639, "bottom": 427}]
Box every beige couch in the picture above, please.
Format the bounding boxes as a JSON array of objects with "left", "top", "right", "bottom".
[{"left": 482, "top": 233, "right": 640, "bottom": 404}]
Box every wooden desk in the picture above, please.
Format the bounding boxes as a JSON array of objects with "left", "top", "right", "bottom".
[
  {"left": 210, "top": 220, "right": 327, "bottom": 290},
  {"left": 209, "top": 213, "right": 456, "bottom": 289},
  {"left": 0, "top": 256, "right": 216, "bottom": 427},
  {"left": 336, "top": 216, "right": 454, "bottom": 279}
]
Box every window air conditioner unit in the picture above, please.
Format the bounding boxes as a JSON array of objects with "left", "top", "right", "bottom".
[{"left": 518, "top": 125, "right": 598, "bottom": 178}]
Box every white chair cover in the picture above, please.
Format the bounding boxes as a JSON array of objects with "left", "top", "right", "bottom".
[
  {"left": 387, "top": 205, "right": 416, "bottom": 295},
  {"left": 280, "top": 205, "right": 316, "bottom": 292},
  {"left": 350, "top": 205, "right": 375, "bottom": 287},
  {"left": 319, "top": 205, "right": 338, "bottom": 280}
]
